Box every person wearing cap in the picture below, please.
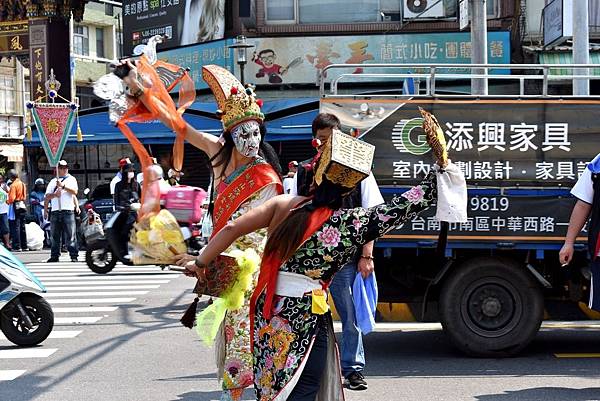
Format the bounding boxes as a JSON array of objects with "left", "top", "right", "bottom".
[
  {"left": 283, "top": 161, "right": 298, "bottom": 194},
  {"left": 7, "top": 169, "right": 27, "bottom": 252},
  {"left": 30, "top": 178, "right": 46, "bottom": 226},
  {"left": 291, "top": 113, "right": 384, "bottom": 391},
  {"left": 45, "top": 160, "right": 79, "bottom": 262},
  {"left": 110, "top": 157, "right": 131, "bottom": 196},
  {"left": 177, "top": 130, "right": 465, "bottom": 401}
]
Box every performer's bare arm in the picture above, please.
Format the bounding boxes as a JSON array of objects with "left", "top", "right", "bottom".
[
  {"left": 175, "top": 195, "right": 305, "bottom": 270},
  {"left": 122, "top": 61, "right": 222, "bottom": 158},
  {"left": 559, "top": 200, "right": 592, "bottom": 266}
]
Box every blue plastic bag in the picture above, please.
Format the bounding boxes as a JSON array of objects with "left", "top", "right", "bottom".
[
  {"left": 352, "top": 271, "right": 378, "bottom": 335},
  {"left": 7, "top": 204, "right": 15, "bottom": 221}
]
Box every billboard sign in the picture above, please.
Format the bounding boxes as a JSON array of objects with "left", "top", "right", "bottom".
[
  {"left": 244, "top": 31, "right": 510, "bottom": 86},
  {"left": 321, "top": 98, "right": 600, "bottom": 187},
  {"left": 0, "top": 21, "right": 28, "bottom": 57},
  {"left": 122, "top": 0, "right": 225, "bottom": 56},
  {"left": 157, "top": 39, "right": 234, "bottom": 90}
]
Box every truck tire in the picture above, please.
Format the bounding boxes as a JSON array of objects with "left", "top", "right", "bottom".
[{"left": 439, "top": 257, "right": 543, "bottom": 357}]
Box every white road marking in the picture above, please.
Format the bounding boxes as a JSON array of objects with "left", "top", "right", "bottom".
[
  {"left": 45, "top": 285, "right": 160, "bottom": 291},
  {"left": 34, "top": 272, "right": 178, "bottom": 277},
  {"left": 0, "top": 348, "right": 58, "bottom": 358},
  {"left": 40, "top": 280, "right": 171, "bottom": 285},
  {"left": 29, "top": 268, "right": 167, "bottom": 273},
  {"left": 54, "top": 316, "right": 103, "bottom": 324},
  {"left": 38, "top": 275, "right": 179, "bottom": 281},
  {"left": 0, "top": 330, "right": 82, "bottom": 342},
  {"left": 52, "top": 307, "right": 118, "bottom": 313},
  {"left": 0, "top": 370, "right": 26, "bottom": 380},
  {"left": 48, "top": 297, "right": 136, "bottom": 304},
  {"left": 44, "top": 291, "right": 148, "bottom": 297}
]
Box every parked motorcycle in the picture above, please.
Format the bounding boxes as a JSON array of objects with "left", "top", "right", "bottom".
[{"left": 0, "top": 245, "right": 53, "bottom": 346}]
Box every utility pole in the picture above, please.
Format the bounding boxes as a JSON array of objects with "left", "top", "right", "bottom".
[
  {"left": 470, "top": 0, "right": 488, "bottom": 95},
  {"left": 573, "top": 0, "right": 590, "bottom": 95}
]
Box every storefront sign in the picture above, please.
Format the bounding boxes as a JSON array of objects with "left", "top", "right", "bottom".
[
  {"left": 0, "top": 21, "right": 28, "bottom": 56},
  {"left": 543, "top": 0, "right": 573, "bottom": 46},
  {"left": 321, "top": 98, "right": 600, "bottom": 187},
  {"left": 29, "top": 21, "right": 48, "bottom": 103},
  {"left": 157, "top": 39, "right": 234, "bottom": 90},
  {"left": 244, "top": 31, "right": 510, "bottom": 85},
  {"left": 122, "top": 0, "right": 225, "bottom": 56}
]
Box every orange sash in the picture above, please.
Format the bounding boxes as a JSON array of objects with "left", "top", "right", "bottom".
[
  {"left": 249, "top": 206, "right": 334, "bottom": 349},
  {"left": 116, "top": 55, "right": 195, "bottom": 219},
  {"left": 211, "top": 163, "right": 282, "bottom": 238}
]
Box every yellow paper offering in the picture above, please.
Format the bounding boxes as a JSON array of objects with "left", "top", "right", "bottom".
[
  {"left": 311, "top": 289, "right": 329, "bottom": 315},
  {"left": 130, "top": 209, "right": 186, "bottom": 265}
]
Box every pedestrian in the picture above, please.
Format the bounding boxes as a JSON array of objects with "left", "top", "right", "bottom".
[
  {"left": 560, "top": 153, "right": 600, "bottom": 309},
  {"left": 283, "top": 161, "right": 298, "bottom": 194},
  {"left": 177, "top": 131, "right": 463, "bottom": 401},
  {"left": 30, "top": 178, "right": 46, "bottom": 226},
  {"left": 0, "top": 175, "right": 10, "bottom": 249},
  {"left": 7, "top": 169, "right": 28, "bottom": 252},
  {"left": 45, "top": 160, "right": 79, "bottom": 263},
  {"left": 291, "top": 113, "right": 384, "bottom": 390}
]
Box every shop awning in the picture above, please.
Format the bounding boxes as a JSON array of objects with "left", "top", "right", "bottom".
[
  {"left": 25, "top": 99, "right": 319, "bottom": 147},
  {"left": 0, "top": 144, "right": 23, "bottom": 162},
  {"left": 539, "top": 52, "right": 600, "bottom": 75}
]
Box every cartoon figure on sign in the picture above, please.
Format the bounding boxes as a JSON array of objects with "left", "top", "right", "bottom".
[
  {"left": 345, "top": 40, "right": 374, "bottom": 74},
  {"left": 306, "top": 41, "right": 340, "bottom": 78},
  {"left": 252, "top": 49, "right": 303, "bottom": 84}
]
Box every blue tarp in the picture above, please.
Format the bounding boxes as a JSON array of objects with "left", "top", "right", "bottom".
[{"left": 25, "top": 99, "right": 318, "bottom": 147}]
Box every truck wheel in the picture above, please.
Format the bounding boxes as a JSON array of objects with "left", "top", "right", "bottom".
[{"left": 439, "top": 257, "right": 543, "bottom": 357}]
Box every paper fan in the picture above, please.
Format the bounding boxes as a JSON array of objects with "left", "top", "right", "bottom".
[{"left": 419, "top": 107, "right": 448, "bottom": 168}]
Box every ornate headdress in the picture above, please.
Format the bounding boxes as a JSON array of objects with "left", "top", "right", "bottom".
[
  {"left": 202, "top": 65, "right": 264, "bottom": 132},
  {"left": 314, "top": 130, "right": 375, "bottom": 189}
]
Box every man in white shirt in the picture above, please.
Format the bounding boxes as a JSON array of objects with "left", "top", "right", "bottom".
[
  {"left": 110, "top": 158, "right": 130, "bottom": 196},
  {"left": 282, "top": 161, "right": 298, "bottom": 194},
  {"left": 560, "top": 153, "right": 600, "bottom": 310},
  {"left": 45, "top": 160, "right": 79, "bottom": 262},
  {"left": 291, "top": 113, "right": 384, "bottom": 391}
]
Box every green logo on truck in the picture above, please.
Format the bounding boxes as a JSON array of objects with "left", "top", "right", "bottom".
[{"left": 392, "top": 118, "right": 431, "bottom": 156}]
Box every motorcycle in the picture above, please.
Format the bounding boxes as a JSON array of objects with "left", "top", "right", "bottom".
[
  {"left": 85, "top": 186, "right": 206, "bottom": 274},
  {"left": 0, "top": 245, "right": 53, "bottom": 346}
]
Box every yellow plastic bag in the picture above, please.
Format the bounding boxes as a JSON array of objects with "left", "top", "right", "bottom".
[{"left": 130, "top": 209, "right": 186, "bottom": 265}]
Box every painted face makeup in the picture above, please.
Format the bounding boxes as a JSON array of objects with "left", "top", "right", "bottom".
[{"left": 231, "top": 120, "right": 261, "bottom": 157}]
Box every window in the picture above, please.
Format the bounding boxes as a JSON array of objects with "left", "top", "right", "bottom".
[
  {"left": 105, "top": 3, "right": 114, "bottom": 15},
  {"left": 299, "top": 0, "right": 379, "bottom": 23},
  {"left": 73, "top": 25, "right": 89, "bottom": 56},
  {"left": 266, "top": 0, "right": 296, "bottom": 23},
  {"left": 96, "top": 27, "right": 105, "bottom": 58},
  {"left": 0, "top": 75, "right": 16, "bottom": 115}
]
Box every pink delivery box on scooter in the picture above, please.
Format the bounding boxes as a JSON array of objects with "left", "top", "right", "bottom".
[{"left": 163, "top": 186, "right": 207, "bottom": 223}]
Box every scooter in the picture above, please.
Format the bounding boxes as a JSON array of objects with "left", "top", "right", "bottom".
[
  {"left": 85, "top": 206, "right": 204, "bottom": 274},
  {"left": 0, "top": 245, "right": 53, "bottom": 346}
]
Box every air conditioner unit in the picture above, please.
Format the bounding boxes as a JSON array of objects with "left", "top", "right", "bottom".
[{"left": 403, "top": 0, "right": 445, "bottom": 19}]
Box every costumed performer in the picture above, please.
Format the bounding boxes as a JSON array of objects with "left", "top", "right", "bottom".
[
  {"left": 124, "top": 63, "right": 282, "bottom": 401},
  {"left": 177, "top": 127, "right": 467, "bottom": 401}
]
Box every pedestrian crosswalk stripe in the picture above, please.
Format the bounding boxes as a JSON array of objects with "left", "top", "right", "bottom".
[
  {"left": 48, "top": 297, "right": 136, "bottom": 304},
  {"left": 41, "top": 280, "right": 171, "bottom": 285},
  {"left": 55, "top": 316, "right": 104, "bottom": 324},
  {"left": 45, "top": 285, "right": 161, "bottom": 291},
  {"left": 0, "top": 348, "right": 58, "bottom": 358},
  {"left": 0, "top": 370, "right": 26, "bottom": 380},
  {"left": 44, "top": 291, "right": 149, "bottom": 297},
  {"left": 38, "top": 274, "right": 179, "bottom": 281},
  {"left": 0, "top": 330, "right": 82, "bottom": 342},
  {"left": 34, "top": 271, "right": 181, "bottom": 278},
  {"left": 52, "top": 307, "right": 118, "bottom": 313}
]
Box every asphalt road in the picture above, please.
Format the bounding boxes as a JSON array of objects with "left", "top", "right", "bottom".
[{"left": 2, "top": 251, "right": 600, "bottom": 401}]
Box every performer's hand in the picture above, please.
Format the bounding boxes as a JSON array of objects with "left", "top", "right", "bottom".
[
  {"left": 173, "top": 253, "right": 196, "bottom": 267},
  {"left": 122, "top": 60, "right": 146, "bottom": 96},
  {"left": 358, "top": 257, "right": 374, "bottom": 278},
  {"left": 183, "top": 261, "right": 198, "bottom": 277},
  {"left": 559, "top": 243, "right": 574, "bottom": 267}
]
